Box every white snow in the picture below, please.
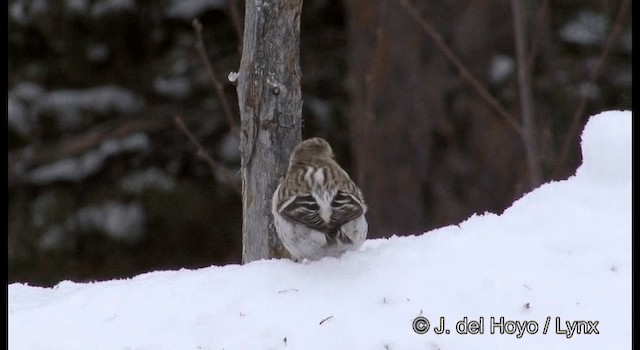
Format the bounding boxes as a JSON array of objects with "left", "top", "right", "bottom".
[
  {"left": 90, "top": 0, "right": 136, "bottom": 17},
  {"left": 72, "top": 201, "right": 146, "bottom": 242},
  {"left": 86, "top": 43, "right": 111, "bottom": 62},
  {"left": 33, "top": 85, "right": 144, "bottom": 130},
  {"left": 577, "top": 82, "right": 600, "bottom": 99},
  {"left": 166, "top": 0, "right": 226, "bottom": 21},
  {"left": 9, "top": 0, "right": 48, "bottom": 25},
  {"left": 489, "top": 54, "right": 514, "bottom": 84},
  {"left": 65, "top": 0, "right": 89, "bottom": 15},
  {"left": 38, "top": 226, "right": 68, "bottom": 251},
  {"left": 26, "top": 133, "right": 151, "bottom": 184},
  {"left": 11, "top": 81, "right": 46, "bottom": 102},
  {"left": 119, "top": 167, "right": 176, "bottom": 194},
  {"left": 8, "top": 95, "right": 31, "bottom": 136},
  {"left": 228, "top": 71, "right": 239, "bottom": 82},
  {"left": 8, "top": 110, "right": 631, "bottom": 349},
  {"left": 306, "top": 96, "right": 333, "bottom": 128},
  {"left": 218, "top": 133, "right": 241, "bottom": 163},
  {"left": 576, "top": 110, "right": 631, "bottom": 183},
  {"left": 39, "top": 201, "right": 145, "bottom": 250},
  {"left": 8, "top": 82, "right": 45, "bottom": 136},
  {"left": 153, "top": 75, "right": 192, "bottom": 100},
  {"left": 560, "top": 11, "right": 609, "bottom": 46}
]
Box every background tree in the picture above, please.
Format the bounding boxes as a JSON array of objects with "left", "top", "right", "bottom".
[
  {"left": 8, "top": 0, "right": 630, "bottom": 286},
  {"left": 346, "top": 0, "right": 433, "bottom": 237},
  {"left": 345, "top": 0, "right": 630, "bottom": 234}
]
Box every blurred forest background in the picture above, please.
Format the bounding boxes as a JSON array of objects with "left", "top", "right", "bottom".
[{"left": 8, "top": 0, "right": 631, "bottom": 286}]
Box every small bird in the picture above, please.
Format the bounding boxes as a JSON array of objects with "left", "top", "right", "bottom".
[{"left": 272, "top": 137, "right": 368, "bottom": 261}]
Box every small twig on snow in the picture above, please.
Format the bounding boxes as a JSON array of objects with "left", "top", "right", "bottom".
[
  {"left": 319, "top": 315, "right": 334, "bottom": 325},
  {"left": 277, "top": 288, "right": 300, "bottom": 294}
]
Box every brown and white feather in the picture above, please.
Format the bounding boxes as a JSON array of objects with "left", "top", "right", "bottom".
[{"left": 272, "top": 138, "right": 368, "bottom": 260}]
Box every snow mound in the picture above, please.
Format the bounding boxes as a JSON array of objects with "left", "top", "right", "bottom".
[
  {"left": 577, "top": 110, "right": 631, "bottom": 183},
  {"left": 8, "top": 111, "right": 631, "bottom": 350}
]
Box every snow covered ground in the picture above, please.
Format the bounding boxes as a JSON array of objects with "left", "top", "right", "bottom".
[{"left": 8, "top": 110, "right": 631, "bottom": 350}]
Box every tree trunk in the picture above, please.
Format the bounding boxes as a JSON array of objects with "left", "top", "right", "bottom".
[
  {"left": 236, "top": 0, "right": 303, "bottom": 263},
  {"left": 345, "top": 0, "right": 435, "bottom": 237}
]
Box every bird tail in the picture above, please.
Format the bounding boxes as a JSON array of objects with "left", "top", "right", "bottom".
[{"left": 325, "top": 228, "right": 353, "bottom": 245}]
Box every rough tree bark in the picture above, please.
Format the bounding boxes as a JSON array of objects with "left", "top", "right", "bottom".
[{"left": 236, "top": 0, "right": 303, "bottom": 263}]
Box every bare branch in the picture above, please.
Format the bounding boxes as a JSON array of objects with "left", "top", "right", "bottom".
[
  {"left": 398, "top": 0, "right": 522, "bottom": 135},
  {"left": 226, "top": 0, "right": 244, "bottom": 51},
  {"left": 8, "top": 111, "right": 185, "bottom": 187},
  {"left": 192, "top": 18, "right": 241, "bottom": 139},
  {"left": 552, "top": 0, "right": 630, "bottom": 178},
  {"left": 525, "top": 0, "right": 549, "bottom": 70},
  {"left": 174, "top": 115, "right": 241, "bottom": 195},
  {"left": 511, "top": 0, "right": 542, "bottom": 187}
]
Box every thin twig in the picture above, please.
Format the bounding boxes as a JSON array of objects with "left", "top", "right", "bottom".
[
  {"left": 192, "top": 18, "right": 241, "bottom": 138},
  {"left": 511, "top": 0, "right": 542, "bottom": 187},
  {"left": 175, "top": 115, "right": 241, "bottom": 194},
  {"left": 9, "top": 111, "right": 185, "bottom": 186},
  {"left": 525, "top": 0, "right": 549, "bottom": 70},
  {"left": 226, "top": 0, "right": 244, "bottom": 51},
  {"left": 398, "top": 0, "right": 522, "bottom": 135},
  {"left": 277, "top": 288, "right": 300, "bottom": 294},
  {"left": 552, "top": 0, "right": 630, "bottom": 178},
  {"left": 319, "top": 315, "right": 334, "bottom": 325}
]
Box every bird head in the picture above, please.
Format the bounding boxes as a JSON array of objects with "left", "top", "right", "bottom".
[{"left": 290, "top": 137, "right": 335, "bottom": 163}]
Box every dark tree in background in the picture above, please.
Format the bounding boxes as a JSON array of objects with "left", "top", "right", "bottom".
[
  {"left": 346, "top": 0, "right": 434, "bottom": 237},
  {"left": 8, "top": 0, "right": 631, "bottom": 286},
  {"left": 346, "top": 0, "right": 631, "bottom": 234}
]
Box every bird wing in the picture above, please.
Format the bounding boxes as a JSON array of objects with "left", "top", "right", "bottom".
[
  {"left": 328, "top": 190, "right": 365, "bottom": 230},
  {"left": 278, "top": 190, "right": 365, "bottom": 245},
  {"left": 279, "top": 194, "right": 328, "bottom": 233}
]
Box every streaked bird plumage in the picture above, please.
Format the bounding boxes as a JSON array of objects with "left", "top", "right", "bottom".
[{"left": 272, "top": 137, "right": 368, "bottom": 261}]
